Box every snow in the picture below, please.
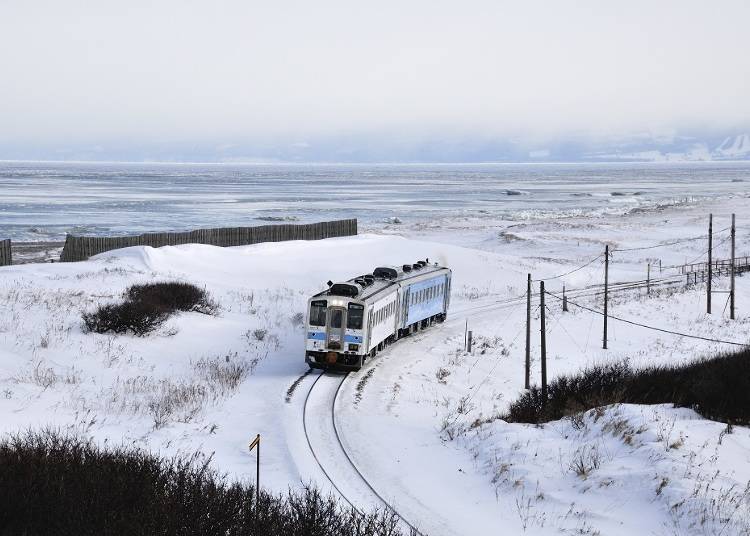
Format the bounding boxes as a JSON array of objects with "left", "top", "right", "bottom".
[{"left": 1, "top": 193, "right": 750, "bottom": 535}]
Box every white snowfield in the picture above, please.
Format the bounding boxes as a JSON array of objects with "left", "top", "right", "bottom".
[{"left": 0, "top": 194, "right": 749, "bottom": 535}]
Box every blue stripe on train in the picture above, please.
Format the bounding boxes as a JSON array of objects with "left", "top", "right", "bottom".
[{"left": 307, "top": 332, "right": 363, "bottom": 344}]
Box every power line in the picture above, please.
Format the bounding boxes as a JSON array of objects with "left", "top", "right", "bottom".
[
  {"left": 612, "top": 226, "right": 731, "bottom": 253},
  {"left": 532, "top": 254, "right": 603, "bottom": 282},
  {"left": 683, "top": 234, "right": 733, "bottom": 266},
  {"left": 544, "top": 291, "right": 749, "bottom": 347}
]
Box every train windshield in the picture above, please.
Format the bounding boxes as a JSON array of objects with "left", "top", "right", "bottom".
[
  {"left": 347, "top": 303, "right": 364, "bottom": 329},
  {"left": 329, "top": 308, "right": 343, "bottom": 328},
  {"left": 309, "top": 300, "right": 327, "bottom": 326}
]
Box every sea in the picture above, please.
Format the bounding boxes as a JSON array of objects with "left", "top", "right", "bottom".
[{"left": 1, "top": 161, "right": 748, "bottom": 243}]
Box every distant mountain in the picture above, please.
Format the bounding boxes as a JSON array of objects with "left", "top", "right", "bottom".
[
  {"left": 586, "top": 133, "right": 750, "bottom": 162},
  {"left": 3, "top": 130, "right": 750, "bottom": 164},
  {"left": 713, "top": 134, "right": 750, "bottom": 160}
]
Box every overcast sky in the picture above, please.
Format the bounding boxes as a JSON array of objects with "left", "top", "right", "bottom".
[{"left": 1, "top": 1, "right": 748, "bottom": 160}]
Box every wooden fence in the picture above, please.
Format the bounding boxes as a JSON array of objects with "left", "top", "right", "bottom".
[
  {"left": 59, "top": 219, "right": 358, "bottom": 262},
  {"left": 0, "top": 239, "right": 11, "bottom": 266}
]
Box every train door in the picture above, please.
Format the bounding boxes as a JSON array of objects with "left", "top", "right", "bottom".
[{"left": 326, "top": 306, "right": 346, "bottom": 350}]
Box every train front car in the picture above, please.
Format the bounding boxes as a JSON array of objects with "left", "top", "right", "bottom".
[{"left": 305, "top": 281, "right": 368, "bottom": 371}]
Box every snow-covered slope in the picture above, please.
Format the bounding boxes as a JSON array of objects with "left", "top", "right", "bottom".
[{"left": 1, "top": 195, "right": 749, "bottom": 534}]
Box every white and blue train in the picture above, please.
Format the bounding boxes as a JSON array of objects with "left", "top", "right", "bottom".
[{"left": 305, "top": 260, "right": 452, "bottom": 371}]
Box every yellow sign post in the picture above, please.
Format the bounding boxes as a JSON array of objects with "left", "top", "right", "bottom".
[{"left": 248, "top": 434, "right": 261, "bottom": 517}]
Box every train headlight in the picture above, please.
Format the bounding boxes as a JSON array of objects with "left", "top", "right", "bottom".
[{"left": 348, "top": 344, "right": 359, "bottom": 352}]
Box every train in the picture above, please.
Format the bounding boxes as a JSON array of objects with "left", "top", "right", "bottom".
[{"left": 305, "top": 259, "right": 452, "bottom": 371}]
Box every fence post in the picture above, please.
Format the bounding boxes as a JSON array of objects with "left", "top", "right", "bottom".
[{"left": 0, "top": 239, "right": 11, "bottom": 266}]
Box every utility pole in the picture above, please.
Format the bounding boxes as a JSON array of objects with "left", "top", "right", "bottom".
[
  {"left": 603, "top": 244, "right": 609, "bottom": 349},
  {"left": 731, "top": 213, "right": 736, "bottom": 320},
  {"left": 647, "top": 263, "right": 651, "bottom": 296},
  {"left": 562, "top": 284, "right": 569, "bottom": 312},
  {"left": 525, "top": 274, "right": 531, "bottom": 389},
  {"left": 539, "top": 281, "right": 547, "bottom": 403},
  {"left": 707, "top": 213, "right": 713, "bottom": 314}
]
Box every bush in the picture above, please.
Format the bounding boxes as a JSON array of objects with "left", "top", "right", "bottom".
[
  {"left": 126, "top": 282, "right": 218, "bottom": 316},
  {"left": 83, "top": 301, "right": 170, "bottom": 336},
  {"left": 83, "top": 282, "right": 218, "bottom": 336},
  {"left": 0, "top": 429, "right": 408, "bottom": 536},
  {"left": 506, "top": 349, "right": 750, "bottom": 425}
]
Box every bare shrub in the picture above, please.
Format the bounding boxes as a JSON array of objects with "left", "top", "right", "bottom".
[
  {"left": 436, "top": 367, "right": 451, "bottom": 384},
  {"left": 252, "top": 328, "right": 267, "bottom": 342},
  {"left": 83, "top": 282, "right": 218, "bottom": 336},
  {"left": 83, "top": 301, "right": 169, "bottom": 336},
  {"left": 289, "top": 312, "right": 305, "bottom": 327},
  {"left": 506, "top": 349, "right": 750, "bottom": 425},
  {"left": 0, "top": 429, "right": 408, "bottom": 536},
  {"left": 147, "top": 381, "right": 209, "bottom": 428},
  {"left": 32, "top": 362, "right": 57, "bottom": 389},
  {"left": 125, "top": 282, "right": 219, "bottom": 316},
  {"left": 193, "top": 356, "right": 251, "bottom": 394},
  {"left": 568, "top": 444, "right": 602, "bottom": 478}
]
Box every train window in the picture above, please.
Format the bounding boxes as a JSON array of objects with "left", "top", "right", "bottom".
[
  {"left": 347, "top": 304, "right": 364, "bottom": 330},
  {"left": 309, "top": 300, "right": 327, "bottom": 326},
  {"left": 330, "top": 308, "right": 343, "bottom": 328}
]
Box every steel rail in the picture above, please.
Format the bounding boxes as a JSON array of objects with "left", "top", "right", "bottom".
[{"left": 302, "top": 371, "right": 424, "bottom": 535}]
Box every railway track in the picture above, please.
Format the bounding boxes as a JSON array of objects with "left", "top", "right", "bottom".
[
  {"left": 298, "top": 271, "right": 695, "bottom": 534},
  {"left": 302, "top": 372, "right": 425, "bottom": 536}
]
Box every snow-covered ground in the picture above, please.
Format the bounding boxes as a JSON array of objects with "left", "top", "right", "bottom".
[{"left": 1, "top": 194, "right": 749, "bottom": 535}]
